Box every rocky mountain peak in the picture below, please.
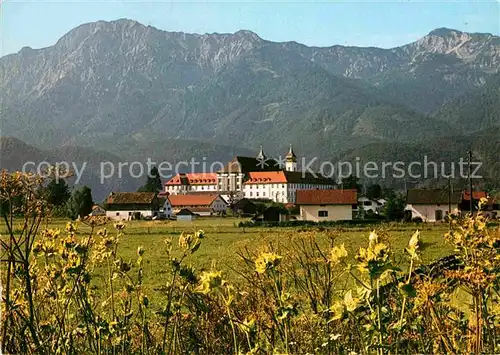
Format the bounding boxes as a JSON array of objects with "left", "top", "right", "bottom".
[{"left": 427, "top": 27, "right": 462, "bottom": 37}]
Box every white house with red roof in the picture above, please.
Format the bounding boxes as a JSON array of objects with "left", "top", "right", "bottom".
[
  {"left": 243, "top": 170, "right": 335, "bottom": 203},
  {"left": 167, "top": 193, "right": 228, "bottom": 216},
  {"left": 164, "top": 173, "right": 218, "bottom": 195},
  {"left": 296, "top": 189, "right": 358, "bottom": 221}
]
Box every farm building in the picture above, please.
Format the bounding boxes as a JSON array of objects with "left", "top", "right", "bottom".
[
  {"left": 105, "top": 192, "right": 159, "bottom": 220},
  {"left": 296, "top": 189, "right": 358, "bottom": 221},
  {"left": 252, "top": 206, "right": 288, "bottom": 222},
  {"left": 167, "top": 193, "right": 228, "bottom": 216},
  {"left": 405, "top": 189, "right": 462, "bottom": 222},
  {"left": 176, "top": 208, "right": 197, "bottom": 221},
  {"left": 231, "top": 198, "right": 257, "bottom": 216},
  {"left": 158, "top": 197, "right": 173, "bottom": 219}
]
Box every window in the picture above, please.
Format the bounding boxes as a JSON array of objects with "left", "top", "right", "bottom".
[
  {"left": 116, "top": 212, "right": 120, "bottom": 216},
  {"left": 318, "top": 210, "right": 328, "bottom": 217},
  {"left": 250, "top": 192, "right": 253, "bottom": 197},
  {"left": 256, "top": 192, "right": 259, "bottom": 197}
]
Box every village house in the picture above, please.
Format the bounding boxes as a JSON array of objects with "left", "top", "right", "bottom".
[
  {"left": 163, "top": 145, "right": 336, "bottom": 204},
  {"left": 357, "top": 196, "right": 383, "bottom": 215},
  {"left": 460, "top": 191, "right": 500, "bottom": 219},
  {"left": 405, "top": 189, "right": 462, "bottom": 222},
  {"left": 231, "top": 198, "right": 257, "bottom": 216},
  {"left": 252, "top": 206, "right": 288, "bottom": 222},
  {"left": 167, "top": 193, "right": 228, "bottom": 217},
  {"left": 296, "top": 189, "right": 358, "bottom": 222},
  {"left": 164, "top": 173, "right": 218, "bottom": 195},
  {"left": 105, "top": 192, "right": 159, "bottom": 220},
  {"left": 158, "top": 196, "right": 173, "bottom": 219}
]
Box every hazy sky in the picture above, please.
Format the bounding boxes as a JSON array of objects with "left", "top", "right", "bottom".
[{"left": 1, "top": 0, "right": 499, "bottom": 57}]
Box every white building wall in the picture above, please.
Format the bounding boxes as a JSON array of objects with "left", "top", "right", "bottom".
[
  {"left": 161, "top": 200, "right": 172, "bottom": 218},
  {"left": 243, "top": 183, "right": 334, "bottom": 203},
  {"left": 406, "top": 204, "right": 457, "bottom": 222},
  {"left": 300, "top": 205, "right": 353, "bottom": 221},
  {"left": 210, "top": 196, "right": 229, "bottom": 214},
  {"left": 106, "top": 210, "right": 154, "bottom": 221}
]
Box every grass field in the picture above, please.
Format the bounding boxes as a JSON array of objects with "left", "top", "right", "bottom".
[{"left": 2, "top": 217, "right": 455, "bottom": 303}]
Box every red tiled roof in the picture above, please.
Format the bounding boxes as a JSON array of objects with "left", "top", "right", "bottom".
[
  {"left": 168, "top": 193, "right": 223, "bottom": 207},
  {"left": 165, "top": 173, "right": 217, "bottom": 186},
  {"left": 296, "top": 189, "right": 357, "bottom": 205},
  {"left": 462, "top": 191, "right": 487, "bottom": 201},
  {"left": 244, "top": 171, "right": 336, "bottom": 185},
  {"left": 245, "top": 171, "right": 288, "bottom": 184}
]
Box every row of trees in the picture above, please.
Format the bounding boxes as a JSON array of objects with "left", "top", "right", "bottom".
[{"left": 44, "top": 179, "right": 93, "bottom": 218}]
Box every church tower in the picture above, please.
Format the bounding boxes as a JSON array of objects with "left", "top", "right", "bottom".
[
  {"left": 256, "top": 145, "right": 267, "bottom": 161},
  {"left": 285, "top": 144, "right": 297, "bottom": 172}
]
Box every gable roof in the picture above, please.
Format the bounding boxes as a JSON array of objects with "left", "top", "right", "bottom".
[
  {"left": 165, "top": 173, "right": 217, "bottom": 186},
  {"left": 176, "top": 208, "right": 196, "bottom": 216},
  {"left": 168, "top": 193, "right": 224, "bottom": 207},
  {"left": 106, "top": 192, "right": 156, "bottom": 205},
  {"left": 296, "top": 189, "right": 357, "bottom": 205},
  {"left": 406, "top": 189, "right": 461, "bottom": 205}
]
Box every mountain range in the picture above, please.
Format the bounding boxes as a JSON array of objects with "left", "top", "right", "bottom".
[{"left": 0, "top": 19, "right": 499, "bottom": 199}]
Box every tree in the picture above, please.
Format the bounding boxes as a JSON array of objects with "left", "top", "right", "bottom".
[
  {"left": 67, "top": 186, "right": 93, "bottom": 219},
  {"left": 138, "top": 167, "right": 162, "bottom": 193},
  {"left": 45, "top": 179, "right": 71, "bottom": 206},
  {"left": 382, "top": 193, "right": 406, "bottom": 221},
  {"left": 366, "top": 184, "right": 382, "bottom": 199}
]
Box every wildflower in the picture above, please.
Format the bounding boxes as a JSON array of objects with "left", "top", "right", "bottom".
[
  {"left": 137, "top": 245, "right": 145, "bottom": 257},
  {"left": 113, "top": 221, "right": 125, "bottom": 230},
  {"left": 97, "top": 228, "right": 108, "bottom": 237},
  {"left": 255, "top": 252, "right": 282, "bottom": 274},
  {"left": 238, "top": 317, "right": 256, "bottom": 334},
  {"left": 328, "top": 301, "right": 346, "bottom": 321},
  {"left": 178, "top": 233, "right": 193, "bottom": 250},
  {"left": 408, "top": 230, "right": 420, "bottom": 250},
  {"left": 406, "top": 230, "right": 421, "bottom": 259},
  {"left": 343, "top": 290, "right": 359, "bottom": 312},
  {"left": 479, "top": 197, "right": 488, "bottom": 209},
  {"left": 196, "top": 271, "right": 224, "bottom": 294},
  {"left": 368, "top": 230, "right": 378, "bottom": 246},
  {"left": 328, "top": 244, "right": 348, "bottom": 265},
  {"left": 66, "top": 222, "right": 77, "bottom": 233}
]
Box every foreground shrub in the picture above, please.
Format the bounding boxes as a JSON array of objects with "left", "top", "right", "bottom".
[{"left": 1, "top": 171, "right": 499, "bottom": 354}]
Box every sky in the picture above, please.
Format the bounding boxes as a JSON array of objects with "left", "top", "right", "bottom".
[{"left": 1, "top": 0, "right": 499, "bottom": 57}]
